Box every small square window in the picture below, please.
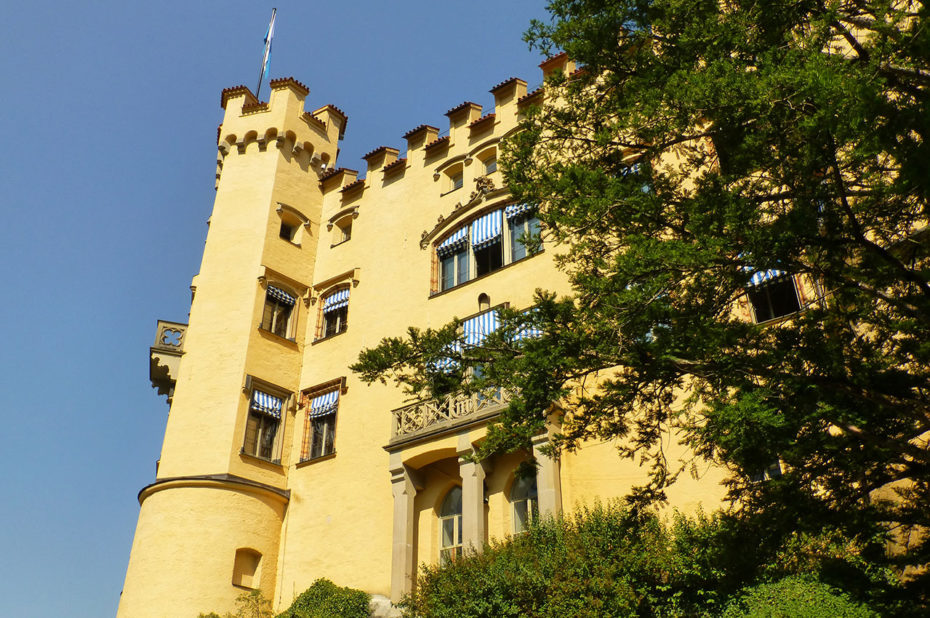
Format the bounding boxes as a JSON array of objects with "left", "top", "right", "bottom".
[{"left": 279, "top": 221, "right": 296, "bottom": 241}]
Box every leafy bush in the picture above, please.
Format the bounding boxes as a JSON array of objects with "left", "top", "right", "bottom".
[
  {"left": 721, "top": 575, "right": 878, "bottom": 617},
  {"left": 276, "top": 578, "right": 370, "bottom": 618},
  {"left": 400, "top": 503, "right": 904, "bottom": 618},
  {"left": 198, "top": 590, "right": 273, "bottom": 618}
]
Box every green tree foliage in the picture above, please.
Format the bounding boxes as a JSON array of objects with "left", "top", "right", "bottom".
[
  {"left": 276, "top": 578, "right": 371, "bottom": 618},
  {"left": 721, "top": 575, "right": 878, "bottom": 618},
  {"left": 198, "top": 590, "right": 274, "bottom": 618},
  {"left": 353, "top": 0, "right": 930, "bottom": 601},
  {"left": 401, "top": 503, "right": 891, "bottom": 617}
]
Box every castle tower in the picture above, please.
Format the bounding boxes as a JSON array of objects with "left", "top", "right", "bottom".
[{"left": 118, "top": 78, "right": 345, "bottom": 618}]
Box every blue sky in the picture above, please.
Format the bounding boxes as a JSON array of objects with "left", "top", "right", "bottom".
[{"left": 0, "top": 2, "right": 549, "bottom": 615}]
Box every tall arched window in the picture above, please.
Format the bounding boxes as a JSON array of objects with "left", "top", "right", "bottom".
[
  {"left": 511, "top": 474, "right": 538, "bottom": 534},
  {"left": 439, "top": 486, "right": 462, "bottom": 564}
]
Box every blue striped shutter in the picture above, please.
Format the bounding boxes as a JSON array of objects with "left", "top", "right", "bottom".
[
  {"left": 504, "top": 203, "right": 534, "bottom": 220},
  {"left": 309, "top": 390, "right": 339, "bottom": 418},
  {"left": 463, "top": 310, "right": 500, "bottom": 347},
  {"left": 267, "top": 285, "right": 296, "bottom": 305},
  {"left": 251, "top": 390, "right": 284, "bottom": 419},
  {"left": 436, "top": 226, "right": 468, "bottom": 256},
  {"left": 470, "top": 210, "right": 503, "bottom": 250},
  {"left": 323, "top": 288, "right": 350, "bottom": 313},
  {"left": 747, "top": 269, "right": 787, "bottom": 286}
]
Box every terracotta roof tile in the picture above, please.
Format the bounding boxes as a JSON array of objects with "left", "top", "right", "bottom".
[
  {"left": 403, "top": 124, "right": 439, "bottom": 140},
  {"left": 341, "top": 177, "right": 365, "bottom": 193},
  {"left": 445, "top": 101, "right": 481, "bottom": 117},
  {"left": 468, "top": 113, "right": 495, "bottom": 129},
  {"left": 489, "top": 77, "right": 526, "bottom": 93},
  {"left": 362, "top": 145, "right": 399, "bottom": 160},
  {"left": 517, "top": 87, "right": 544, "bottom": 105},
  {"left": 269, "top": 77, "right": 310, "bottom": 97},
  {"left": 424, "top": 135, "right": 450, "bottom": 150},
  {"left": 383, "top": 157, "right": 407, "bottom": 172}
]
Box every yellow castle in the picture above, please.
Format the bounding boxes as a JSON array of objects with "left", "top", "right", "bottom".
[{"left": 119, "top": 56, "right": 736, "bottom": 617}]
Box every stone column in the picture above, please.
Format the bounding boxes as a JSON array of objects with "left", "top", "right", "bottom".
[
  {"left": 389, "top": 457, "right": 420, "bottom": 602},
  {"left": 458, "top": 455, "right": 487, "bottom": 551},
  {"left": 532, "top": 433, "right": 562, "bottom": 517}
]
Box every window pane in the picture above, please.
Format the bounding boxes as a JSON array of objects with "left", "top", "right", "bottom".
[
  {"left": 485, "top": 158, "right": 497, "bottom": 174},
  {"left": 272, "top": 303, "right": 291, "bottom": 337},
  {"left": 510, "top": 218, "right": 527, "bottom": 262},
  {"left": 243, "top": 413, "right": 260, "bottom": 456},
  {"left": 514, "top": 500, "right": 529, "bottom": 533},
  {"left": 261, "top": 299, "right": 275, "bottom": 331},
  {"left": 456, "top": 250, "right": 469, "bottom": 285},
  {"left": 440, "top": 255, "right": 455, "bottom": 290},
  {"left": 259, "top": 416, "right": 277, "bottom": 459},
  {"left": 441, "top": 518, "right": 455, "bottom": 548}
]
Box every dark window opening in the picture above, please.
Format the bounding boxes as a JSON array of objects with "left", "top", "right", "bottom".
[
  {"left": 279, "top": 221, "right": 296, "bottom": 241},
  {"left": 747, "top": 277, "right": 800, "bottom": 323},
  {"left": 308, "top": 414, "right": 336, "bottom": 459},
  {"left": 474, "top": 240, "right": 503, "bottom": 277}
]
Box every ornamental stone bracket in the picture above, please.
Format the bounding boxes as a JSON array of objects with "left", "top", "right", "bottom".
[{"left": 419, "top": 176, "right": 509, "bottom": 249}]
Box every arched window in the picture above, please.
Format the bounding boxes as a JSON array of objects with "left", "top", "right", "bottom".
[
  {"left": 439, "top": 486, "right": 462, "bottom": 564},
  {"left": 511, "top": 474, "right": 538, "bottom": 534}
]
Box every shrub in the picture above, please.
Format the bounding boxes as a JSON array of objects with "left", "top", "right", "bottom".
[
  {"left": 400, "top": 503, "right": 904, "bottom": 618},
  {"left": 721, "top": 575, "right": 879, "bottom": 617},
  {"left": 277, "top": 578, "right": 371, "bottom": 618}
]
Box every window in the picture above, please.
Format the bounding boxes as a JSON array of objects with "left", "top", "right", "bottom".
[
  {"left": 438, "top": 226, "right": 469, "bottom": 291},
  {"left": 452, "top": 172, "right": 464, "bottom": 190},
  {"left": 484, "top": 156, "right": 497, "bottom": 174},
  {"left": 242, "top": 389, "right": 284, "bottom": 463},
  {"left": 301, "top": 389, "right": 339, "bottom": 461},
  {"left": 279, "top": 221, "right": 296, "bottom": 241},
  {"left": 333, "top": 217, "right": 352, "bottom": 245},
  {"left": 511, "top": 474, "right": 539, "bottom": 534},
  {"left": 746, "top": 271, "right": 800, "bottom": 323},
  {"left": 750, "top": 460, "right": 783, "bottom": 483},
  {"left": 261, "top": 285, "right": 296, "bottom": 339},
  {"left": 319, "top": 288, "right": 350, "bottom": 338},
  {"left": 506, "top": 204, "right": 541, "bottom": 262},
  {"left": 433, "top": 205, "right": 541, "bottom": 293},
  {"left": 232, "top": 548, "right": 261, "bottom": 589},
  {"left": 439, "top": 486, "right": 463, "bottom": 564}
]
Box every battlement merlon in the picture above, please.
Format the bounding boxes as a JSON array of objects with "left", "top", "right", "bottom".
[
  {"left": 490, "top": 77, "right": 528, "bottom": 127},
  {"left": 445, "top": 101, "right": 483, "bottom": 146},
  {"left": 362, "top": 146, "right": 400, "bottom": 175},
  {"left": 216, "top": 78, "right": 344, "bottom": 168}
]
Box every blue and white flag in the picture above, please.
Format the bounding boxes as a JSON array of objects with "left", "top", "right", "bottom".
[{"left": 257, "top": 8, "right": 277, "bottom": 97}]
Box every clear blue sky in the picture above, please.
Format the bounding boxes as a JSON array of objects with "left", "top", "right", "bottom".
[{"left": 0, "top": 2, "right": 550, "bottom": 616}]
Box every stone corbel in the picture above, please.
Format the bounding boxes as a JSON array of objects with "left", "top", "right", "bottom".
[
  {"left": 257, "top": 137, "right": 268, "bottom": 152},
  {"left": 236, "top": 141, "right": 247, "bottom": 154}
]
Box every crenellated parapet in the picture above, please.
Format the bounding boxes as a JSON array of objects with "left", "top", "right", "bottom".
[{"left": 215, "top": 77, "right": 346, "bottom": 186}]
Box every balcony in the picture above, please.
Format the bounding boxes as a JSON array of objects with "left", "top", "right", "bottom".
[
  {"left": 149, "top": 320, "right": 187, "bottom": 402},
  {"left": 389, "top": 388, "right": 511, "bottom": 446}
]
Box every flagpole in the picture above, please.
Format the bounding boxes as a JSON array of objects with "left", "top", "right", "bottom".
[{"left": 256, "top": 8, "right": 277, "bottom": 100}]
